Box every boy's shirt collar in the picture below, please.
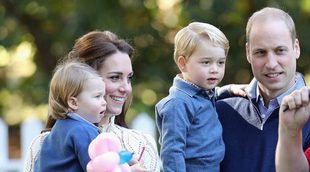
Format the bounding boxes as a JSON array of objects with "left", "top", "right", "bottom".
[{"left": 174, "top": 74, "right": 215, "bottom": 99}]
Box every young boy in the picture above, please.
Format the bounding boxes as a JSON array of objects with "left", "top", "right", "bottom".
[
  {"left": 34, "top": 60, "right": 107, "bottom": 171},
  {"left": 156, "top": 22, "right": 229, "bottom": 171}
]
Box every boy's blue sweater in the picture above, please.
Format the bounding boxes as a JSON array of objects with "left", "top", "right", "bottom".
[{"left": 156, "top": 75, "right": 225, "bottom": 172}]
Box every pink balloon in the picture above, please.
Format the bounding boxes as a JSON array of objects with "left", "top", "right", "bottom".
[
  {"left": 88, "top": 133, "right": 122, "bottom": 159},
  {"left": 86, "top": 161, "right": 95, "bottom": 172},
  {"left": 87, "top": 133, "right": 131, "bottom": 172},
  {"left": 87, "top": 152, "right": 120, "bottom": 172}
]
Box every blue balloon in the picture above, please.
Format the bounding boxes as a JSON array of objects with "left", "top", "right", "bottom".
[{"left": 118, "top": 150, "right": 133, "bottom": 164}]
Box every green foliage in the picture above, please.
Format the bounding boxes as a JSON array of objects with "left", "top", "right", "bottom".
[{"left": 0, "top": 0, "right": 309, "bottom": 124}]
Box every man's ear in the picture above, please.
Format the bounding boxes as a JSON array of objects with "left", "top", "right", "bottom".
[
  {"left": 294, "top": 38, "right": 300, "bottom": 60},
  {"left": 67, "top": 97, "right": 78, "bottom": 111},
  {"left": 245, "top": 42, "right": 251, "bottom": 63},
  {"left": 177, "top": 56, "right": 187, "bottom": 72}
]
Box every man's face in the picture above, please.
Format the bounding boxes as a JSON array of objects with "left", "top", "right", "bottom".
[{"left": 246, "top": 18, "right": 300, "bottom": 98}]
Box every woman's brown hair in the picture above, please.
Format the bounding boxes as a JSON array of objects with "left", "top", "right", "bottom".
[{"left": 43, "top": 31, "right": 134, "bottom": 132}]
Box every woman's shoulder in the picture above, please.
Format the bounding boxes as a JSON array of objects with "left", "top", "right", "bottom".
[
  {"left": 115, "top": 125, "right": 155, "bottom": 141},
  {"left": 29, "top": 132, "right": 50, "bottom": 152},
  {"left": 24, "top": 131, "right": 50, "bottom": 172}
]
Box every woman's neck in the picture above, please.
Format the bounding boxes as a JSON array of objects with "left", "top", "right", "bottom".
[{"left": 99, "top": 116, "right": 110, "bottom": 126}]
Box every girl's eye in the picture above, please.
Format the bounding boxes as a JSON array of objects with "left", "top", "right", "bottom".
[
  {"left": 219, "top": 61, "right": 226, "bottom": 65},
  {"left": 95, "top": 93, "right": 104, "bottom": 98}
]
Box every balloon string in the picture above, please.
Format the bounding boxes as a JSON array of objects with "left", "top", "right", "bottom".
[{"left": 138, "top": 146, "right": 145, "bottom": 161}]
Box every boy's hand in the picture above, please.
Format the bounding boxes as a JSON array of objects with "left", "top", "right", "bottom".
[{"left": 229, "top": 84, "right": 248, "bottom": 97}]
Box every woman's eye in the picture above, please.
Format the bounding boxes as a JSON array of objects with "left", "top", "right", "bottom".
[
  {"left": 128, "top": 75, "right": 133, "bottom": 81},
  {"left": 110, "top": 76, "right": 120, "bottom": 81},
  {"left": 127, "top": 73, "right": 134, "bottom": 83}
]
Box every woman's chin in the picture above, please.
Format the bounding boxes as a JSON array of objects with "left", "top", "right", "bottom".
[{"left": 107, "top": 107, "right": 123, "bottom": 116}]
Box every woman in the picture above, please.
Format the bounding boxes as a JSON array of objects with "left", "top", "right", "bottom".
[{"left": 24, "top": 31, "right": 160, "bottom": 172}]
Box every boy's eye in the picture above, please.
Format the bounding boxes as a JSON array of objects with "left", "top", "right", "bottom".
[
  {"left": 202, "top": 61, "right": 210, "bottom": 64},
  {"left": 219, "top": 61, "right": 226, "bottom": 65}
]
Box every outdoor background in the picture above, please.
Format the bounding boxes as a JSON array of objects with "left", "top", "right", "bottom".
[{"left": 1, "top": 0, "right": 310, "bottom": 161}]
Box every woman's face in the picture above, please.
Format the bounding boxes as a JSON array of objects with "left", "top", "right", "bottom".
[{"left": 98, "top": 51, "right": 133, "bottom": 120}]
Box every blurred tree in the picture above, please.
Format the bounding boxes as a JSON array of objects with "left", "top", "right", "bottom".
[{"left": 0, "top": 0, "right": 309, "bottom": 125}]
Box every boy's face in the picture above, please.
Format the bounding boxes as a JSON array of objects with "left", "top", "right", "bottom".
[{"left": 182, "top": 39, "right": 226, "bottom": 90}]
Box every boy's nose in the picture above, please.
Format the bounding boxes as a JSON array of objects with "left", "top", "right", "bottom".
[{"left": 209, "top": 64, "right": 219, "bottom": 73}]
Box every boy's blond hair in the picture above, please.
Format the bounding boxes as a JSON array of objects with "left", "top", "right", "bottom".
[
  {"left": 173, "top": 22, "right": 229, "bottom": 64},
  {"left": 48, "top": 59, "right": 102, "bottom": 119}
]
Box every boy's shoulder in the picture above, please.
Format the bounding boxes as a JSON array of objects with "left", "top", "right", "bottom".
[
  {"left": 158, "top": 87, "right": 191, "bottom": 101},
  {"left": 156, "top": 90, "right": 196, "bottom": 111}
]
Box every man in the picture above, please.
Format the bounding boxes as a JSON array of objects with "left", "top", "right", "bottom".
[{"left": 216, "top": 7, "right": 310, "bottom": 172}]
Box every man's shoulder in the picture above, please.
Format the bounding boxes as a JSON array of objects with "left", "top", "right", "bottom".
[
  {"left": 216, "top": 96, "right": 257, "bottom": 120},
  {"left": 216, "top": 96, "right": 250, "bottom": 108}
]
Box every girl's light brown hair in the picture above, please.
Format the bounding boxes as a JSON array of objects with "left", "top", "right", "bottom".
[
  {"left": 48, "top": 59, "right": 101, "bottom": 119},
  {"left": 44, "top": 31, "right": 134, "bottom": 130}
]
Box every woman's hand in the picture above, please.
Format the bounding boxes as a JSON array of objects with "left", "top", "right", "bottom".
[{"left": 129, "top": 157, "right": 151, "bottom": 172}]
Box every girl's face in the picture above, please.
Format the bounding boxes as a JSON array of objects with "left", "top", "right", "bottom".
[
  {"left": 98, "top": 51, "right": 133, "bottom": 122},
  {"left": 73, "top": 78, "right": 106, "bottom": 123}
]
